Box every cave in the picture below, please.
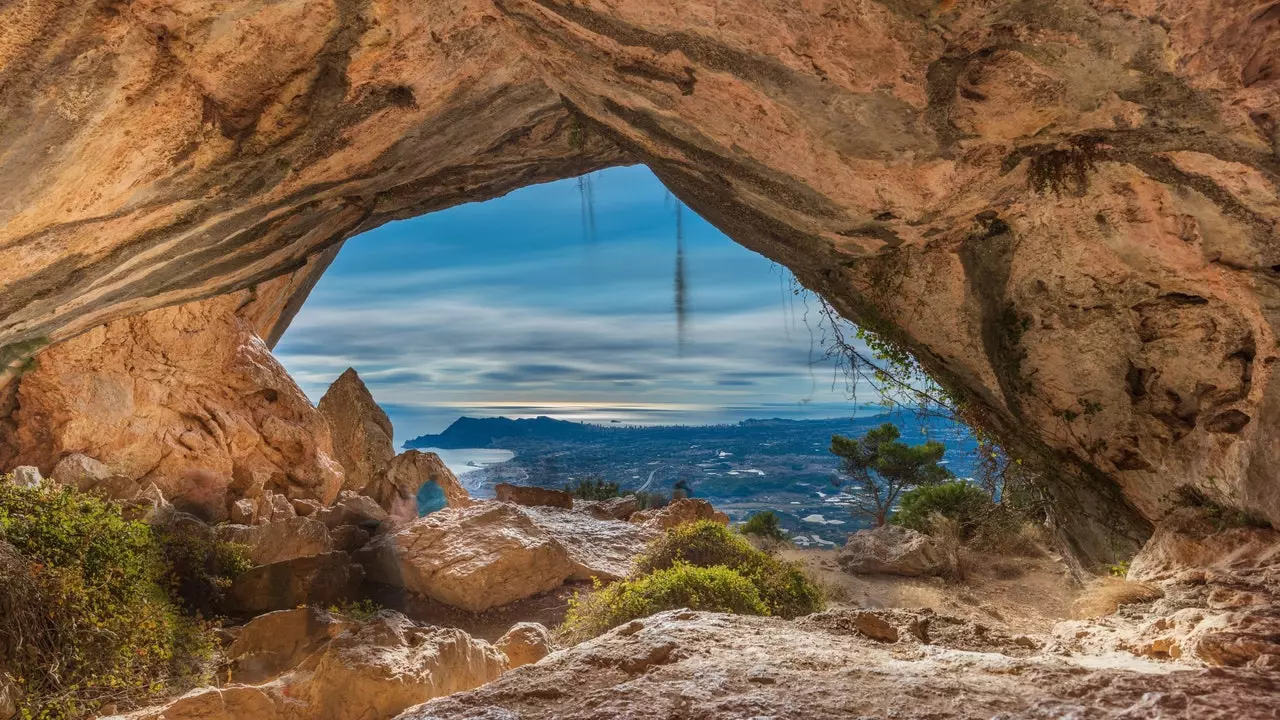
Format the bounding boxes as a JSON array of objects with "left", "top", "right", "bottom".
[{"left": 2, "top": 1, "right": 1280, "bottom": 715}]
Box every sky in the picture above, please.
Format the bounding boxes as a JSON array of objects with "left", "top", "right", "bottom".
[{"left": 274, "top": 166, "right": 878, "bottom": 447}]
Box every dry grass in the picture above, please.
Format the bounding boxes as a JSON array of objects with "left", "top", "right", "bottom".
[
  {"left": 926, "top": 513, "right": 967, "bottom": 581},
  {"left": 1071, "top": 578, "right": 1164, "bottom": 619}
]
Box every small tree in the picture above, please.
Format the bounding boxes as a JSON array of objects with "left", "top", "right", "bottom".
[
  {"left": 741, "top": 511, "right": 786, "bottom": 542},
  {"left": 830, "top": 423, "right": 952, "bottom": 527}
]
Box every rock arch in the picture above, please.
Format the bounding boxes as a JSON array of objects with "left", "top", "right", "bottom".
[{"left": 3, "top": 0, "right": 1279, "bottom": 565}]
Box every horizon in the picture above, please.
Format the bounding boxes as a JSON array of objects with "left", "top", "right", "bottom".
[{"left": 275, "top": 166, "right": 878, "bottom": 447}]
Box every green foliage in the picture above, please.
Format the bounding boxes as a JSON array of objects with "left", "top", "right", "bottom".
[
  {"left": 0, "top": 480, "right": 214, "bottom": 719},
  {"left": 326, "top": 599, "right": 382, "bottom": 622},
  {"left": 1108, "top": 560, "right": 1130, "bottom": 578},
  {"left": 565, "top": 477, "right": 621, "bottom": 501},
  {"left": 740, "top": 511, "right": 785, "bottom": 542},
  {"left": 635, "top": 521, "right": 823, "bottom": 620},
  {"left": 894, "top": 481, "right": 994, "bottom": 539},
  {"left": 559, "top": 563, "right": 767, "bottom": 643},
  {"left": 830, "top": 423, "right": 952, "bottom": 527},
  {"left": 156, "top": 523, "right": 253, "bottom": 617}
]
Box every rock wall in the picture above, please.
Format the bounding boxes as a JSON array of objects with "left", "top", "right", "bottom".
[
  {"left": 2, "top": 0, "right": 1279, "bottom": 564},
  {"left": 0, "top": 293, "right": 345, "bottom": 510}
]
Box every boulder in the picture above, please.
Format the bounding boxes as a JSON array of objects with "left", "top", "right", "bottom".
[
  {"left": 631, "top": 498, "right": 729, "bottom": 531},
  {"left": 8, "top": 465, "right": 42, "bottom": 487},
  {"left": 358, "top": 503, "right": 573, "bottom": 613},
  {"left": 225, "top": 607, "right": 355, "bottom": 684},
  {"left": 50, "top": 453, "right": 111, "bottom": 491},
  {"left": 1127, "top": 507, "right": 1280, "bottom": 582},
  {"left": 330, "top": 524, "right": 372, "bottom": 553},
  {"left": 314, "top": 490, "right": 389, "bottom": 529},
  {"left": 258, "top": 491, "right": 298, "bottom": 524},
  {"left": 495, "top": 483, "right": 573, "bottom": 509},
  {"left": 579, "top": 496, "right": 639, "bottom": 521},
  {"left": 0, "top": 295, "right": 346, "bottom": 508},
  {"left": 495, "top": 622, "right": 554, "bottom": 669},
  {"left": 318, "top": 368, "right": 395, "bottom": 494},
  {"left": 230, "top": 497, "right": 259, "bottom": 525},
  {"left": 370, "top": 450, "right": 472, "bottom": 522},
  {"left": 520, "top": 506, "right": 660, "bottom": 581},
  {"left": 292, "top": 498, "right": 321, "bottom": 517},
  {"left": 286, "top": 612, "right": 507, "bottom": 719},
  {"left": 121, "top": 483, "right": 175, "bottom": 525},
  {"left": 837, "top": 525, "right": 945, "bottom": 577},
  {"left": 122, "top": 612, "right": 505, "bottom": 720},
  {"left": 216, "top": 516, "right": 333, "bottom": 566},
  {"left": 226, "top": 552, "right": 364, "bottom": 616}
]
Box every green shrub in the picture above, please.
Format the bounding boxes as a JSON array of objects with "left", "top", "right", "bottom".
[
  {"left": 559, "top": 563, "right": 767, "bottom": 642},
  {"left": 740, "top": 511, "right": 785, "bottom": 542},
  {"left": 156, "top": 522, "right": 253, "bottom": 617},
  {"left": 0, "top": 480, "right": 215, "bottom": 719},
  {"left": 894, "top": 481, "right": 993, "bottom": 538},
  {"left": 566, "top": 478, "right": 621, "bottom": 501},
  {"left": 628, "top": 491, "right": 669, "bottom": 510},
  {"left": 635, "top": 521, "right": 823, "bottom": 620},
  {"left": 326, "top": 599, "right": 382, "bottom": 622}
]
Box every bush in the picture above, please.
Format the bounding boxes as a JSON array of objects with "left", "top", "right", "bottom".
[
  {"left": 156, "top": 522, "right": 253, "bottom": 617},
  {"left": 740, "top": 511, "right": 785, "bottom": 542},
  {"left": 0, "top": 480, "right": 215, "bottom": 719},
  {"left": 628, "top": 491, "right": 669, "bottom": 510},
  {"left": 635, "top": 521, "right": 823, "bottom": 620},
  {"left": 894, "top": 481, "right": 993, "bottom": 538},
  {"left": 566, "top": 478, "right": 621, "bottom": 501},
  {"left": 559, "top": 563, "right": 767, "bottom": 642}
]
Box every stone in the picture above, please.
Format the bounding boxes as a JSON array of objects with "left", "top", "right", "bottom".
[
  {"left": 216, "top": 516, "right": 333, "bottom": 566},
  {"left": 630, "top": 499, "right": 729, "bottom": 531},
  {"left": 495, "top": 622, "right": 554, "bottom": 669},
  {"left": 318, "top": 368, "right": 395, "bottom": 494},
  {"left": 838, "top": 525, "right": 946, "bottom": 577},
  {"left": 286, "top": 611, "right": 507, "bottom": 720},
  {"left": 8, "top": 465, "right": 41, "bottom": 487},
  {"left": 370, "top": 450, "right": 472, "bottom": 523},
  {"left": 230, "top": 497, "right": 259, "bottom": 525},
  {"left": 225, "top": 607, "right": 355, "bottom": 684},
  {"left": 495, "top": 483, "right": 573, "bottom": 509},
  {"left": 292, "top": 498, "right": 321, "bottom": 517},
  {"left": 121, "top": 483, "right": 175, "bottom": 525},
  {"left": 226, "top": 552, "right": 364, "bottom": 616},
  {"left": 314, "top": 490, "right": 389, "bottom": 530},
  {"left": 121, "top": 612, "right": 504, "bottom": 720},
  {"left": 0, "top": 672, "right": 18, "bottom": 720},
  {"left": 262, "top": 491, "right": 297, "bottom": 523},
  {"left": 50, "top": 453, "right": 111, "bottom": 491},
  {"left": 0, "top": 295, "right": 346, "bottom": 511},
  {"left": 519, "top": 505, "right": 660, "bottom": 581},
  {"left": 402, "top": 610, "right": 1280, "bottom": 719},
  {"left": 850, "top": 611, "right": 900, "bottom": 643},
  {"left": 330, "top": 524, "right": 371, "bottom": 553},
  {"left": 578, "top": 496, "right": 639, "bottom": 521},
  {"left": 358, "top": 503, "right": 574, "bottom": 613},
  {"left": 1127, "top": 507, "right": 1280, "bottom": 583}
]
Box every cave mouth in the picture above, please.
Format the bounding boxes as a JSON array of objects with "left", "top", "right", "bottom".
[{"left": 271, "top": 165, "right": 979, "bottom": 535}]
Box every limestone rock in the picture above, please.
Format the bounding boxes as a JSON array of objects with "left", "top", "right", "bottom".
[
  {"left": 1127, "top": 507, "right": 1280, "bottom": 582},
  {"left": 838, "top": 525, "right": 945, "bottom": 577},
  {"left": 122, "top": 611, "right": 503, "bottom": 720},
  {"left": 315, "top": 490, "right": 389, "bottom": 529},
  {"left": 225, "top": 607, "right": 355, "bottom": 684},
  {"left": 230, "top": 497, "right": 259, "bottom": 525},
  {"left": 330, "top": 524, "right": 372, "bottom": 553},
  {"left": 226, "top": 552, "right": 363, "bottom": 616},
  {"left": 402, "top": 610, "right": 1280, "bottom": 719},
  {"left": 318, "top": 369, "right": 395, "bottom": 494},
  {"left": 292, "top": 498, "right": 321, "bottom": 517},
  {"left": 631, "top": 499, "right": 729, "bottom": 531},
  {"left": 8, "top": 465, "right": 41, "bottom": 487},
  {"left": 371, "top": 450, "right": 472, "bottom": 523},
  {"left": 578, "top": 496, "right": 639, "bottom": 521},
  {"left": 287, "top": 611, "right": 507, "bottom": 720},
  {"left": 216, "top": 516, "right": 333, "bottom": 566},
  {"left": 520, "top": 505, "right": 659, "bottom": 581},
  {"left": 121, "top": 483, "right": 175, "bottom": 525},
  {"left": 0, "top": 672, "right": 18, "bottom": 720},
  {"left": 495, "top": 622, "right": 554, "bottom": 669},
  {"left": 258, "top": 491, "right": 298, "bottom": 524},
  {"left": 495, "top": 483, "right": 573, "bottom": 509},
  {"left": 50, "top": 453, "right": 111, "bottom": 491},
  {"left": 0, "top": 296, "right": 345, "bottom": 511},
  {"left": 359, "top": 503, "right": 573, "bottom": 613}
]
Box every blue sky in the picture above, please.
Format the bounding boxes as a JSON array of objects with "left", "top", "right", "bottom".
[{"left": 275, "top": 166, "right": 875, "bottom": 446}]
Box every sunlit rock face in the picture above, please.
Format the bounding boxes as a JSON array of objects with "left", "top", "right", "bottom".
[
  {"left": 0, "top": 294, "right": 346, "bottom": 507},
  {"left": 2, "top": 0, "right": 1279, "bottom": 564}
]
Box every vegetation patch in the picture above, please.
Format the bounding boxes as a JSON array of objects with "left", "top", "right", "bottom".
[
  {"left": 895, "top": 481, "right": 993, "bottom": 539},
  {"left": 1026, "top": 136, "right": 1103, "bottom": 196},
  {"left": 560, "top": 521, "right": 824, "bottom": 643},
  {"left": 0, "top": 480, "right": 215, "bottom": 719},
  {"left": 566, "top": 477, "right": 621, "bottom": 501},
  {"left": 740, "top": 511, "right": 786, "bottom": 542}
]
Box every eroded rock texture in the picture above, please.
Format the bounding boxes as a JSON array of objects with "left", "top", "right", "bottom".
[{"left": 3, "top": 0, "right": 1280, "bottom": 564}]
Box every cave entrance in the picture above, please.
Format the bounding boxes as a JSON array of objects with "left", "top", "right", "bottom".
[{"left": 272, "top": 166, "right": 978, "bottom": 541}]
